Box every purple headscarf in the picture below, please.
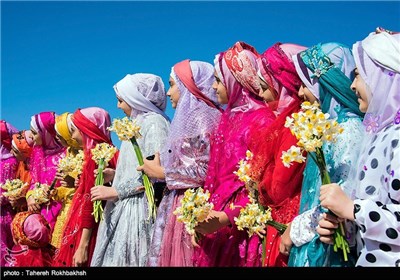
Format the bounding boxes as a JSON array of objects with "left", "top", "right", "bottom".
[
  {"left": 353, "top": 32, "right": 400, "bottom": 132},
  {"left": 161, "top": 60, "right": 222, "bottom": 179}
]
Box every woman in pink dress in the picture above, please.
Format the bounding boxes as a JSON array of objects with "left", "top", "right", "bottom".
[
  {"left": 0, "top": 120, "right": 19, "bottom": 266},
  {"left": 193, "top": 42, "right": 276, "bottom": 266},
  {"left": 146, "top": 60, "right": 222, "bottom": 266},
  {"left": 26, "top": 112, "right": 66, "bottom": 231}
]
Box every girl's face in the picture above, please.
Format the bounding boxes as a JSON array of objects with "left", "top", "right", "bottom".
[
  {"left": 212, "top": 71, "right": 228, "bottom": 105},
  {"left": 258, "top": 77, "right": 276, "bottom": 103},
  {"left": 70, "top": 122, "right": 84, "bottom": 148},
  {"left": 350, "top": 68, "right": 369, "bottom": 113},
  {"left": 30, "top": 127, "right": 42, "bottom": 146},
  {"left": 117, "top": 96, "right": 132, "bottom": 117},
  {"left": 297, "top": 84, "right": 318, "bottom": 104},
  {"left": 166, "top": 76, "right": 181, "bottom": 109},
  {"left": 55, "top": 132, "right": 68, "bottom": 148}
]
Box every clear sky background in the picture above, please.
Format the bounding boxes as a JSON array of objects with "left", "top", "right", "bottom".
[{"left": 2, "top": 1, "right": 400, "bottom": 146}]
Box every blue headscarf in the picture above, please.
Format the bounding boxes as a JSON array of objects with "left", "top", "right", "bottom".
[{"left": 293, "top": 43, "right": 364, "bottom": 120}]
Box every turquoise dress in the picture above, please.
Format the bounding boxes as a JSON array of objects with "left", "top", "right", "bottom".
[{"left": 288, "top": 109, "right": 364, "bottom": 267}]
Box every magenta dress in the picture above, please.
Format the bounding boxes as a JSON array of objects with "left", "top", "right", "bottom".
[
  {"left": 28, "top": 112, "right": 66, "bottom": 231},
  {"left": 0, "top": 120, "right": 19, "bottom": 266},
  {"left": 193, "top": 43, "right": 276, "bottom": 267}
]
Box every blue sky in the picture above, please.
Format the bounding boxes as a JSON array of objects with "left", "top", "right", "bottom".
[{"left": 2, "top": 1, "right": 400, "bottom": 145}]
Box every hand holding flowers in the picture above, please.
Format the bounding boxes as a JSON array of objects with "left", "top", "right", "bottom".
[
  {"left": 108, "top": 117, "right": 156, "bottom": 220},
  {"left": 281, "top": 101, "right": 349, "bottom": 261},
  {"left": 1, "top": 179, "right": 30, "bottom": 201},
  {"left": 173, "top": 187, "right": 214, "bottom": 236},
  {"left": 233, "top": 150, "right": 287, "bottom": 265},
  {"left": 91, "top": 143, "right": 118, "bottom": 223}
]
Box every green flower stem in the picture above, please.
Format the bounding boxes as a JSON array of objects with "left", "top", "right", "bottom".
[
  {"left": 92, "top": 158, "right": 105, "bottom": 223},
  {"left": 262, "top": 235, "right": 266, "bottom": 267},
  {"left": 266, "top": 220, "right": 288, "bottom": 235},
  {"left": 311, "top": 148, "right": 350, "bottom": 262},
  {"left": 130, "top": 137, "right": 156, "bottom": 220},
  {"left": 258, "top": 204, "right": 287, "bottom": 266},
  {"left": 49, "top": 178, "right": 57, "bottom": 191}
]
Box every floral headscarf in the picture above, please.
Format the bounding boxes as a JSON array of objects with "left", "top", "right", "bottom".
[{"left": 293, "top": 43, "right": 363, "bottom": 119}]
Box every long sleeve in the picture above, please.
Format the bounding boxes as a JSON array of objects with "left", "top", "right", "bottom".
[
  {"left": 290, "top": 206, "right": 323, "bottom": 246},
  {"left": 115, "top": 114, "right": 169, "bottom": 200},
  {"left": 164, "top": 132, "right": 211, "bottom": 190},
  {"left": 258, "top": 128, "right": 304, "bottom": 223},
  {"left": 353, "top": 124, "right": 400, "bottom": 251},
  {"left": 224, "top": 187, "right": 250, "bottom": 226},
  {"left": 354, "top": 198, "right": 400, "bottom": 247}
]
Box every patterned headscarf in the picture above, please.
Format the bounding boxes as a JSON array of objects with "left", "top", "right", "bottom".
[
  {"left": 55, "top": 113, "right": 80, "bottom": 150},
  {"left": 114, "top": 73, "right": 169, "bottom": 121},
  {"left": 257, "top": 42, "right": 307, "bottom": 114},
  {"left": 11, "top": 212, "right": 51, "bottom": 248},
  {"left": 12, "top": 130, "right": 33, "bottom": 158},
  {"left": 214, "top": 41, "right": 265, "bottom": 114},
  {"left": 1, "top": 120, "right": 19, "bottom": 160},
  {"left": 293, "top": 43, "right": 364, "bottom": 119}
]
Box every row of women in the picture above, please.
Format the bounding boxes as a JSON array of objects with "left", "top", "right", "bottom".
[{"left": 1, "top": 28, "right": 399, "bottom": 267}]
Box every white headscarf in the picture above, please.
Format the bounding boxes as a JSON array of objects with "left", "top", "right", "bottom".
[{"left": 114, "top": 73, "right": 169, "bottom": 121}]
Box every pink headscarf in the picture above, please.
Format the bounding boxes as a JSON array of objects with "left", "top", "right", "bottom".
[
  {"left": 257, "top": 43, "right": 307, "bottom": 114},
  {"left": 30, "top": 112, "right": 64, "bottom": 155},
  {"left": 214, "top": 42, "right": 265, "bottom": 115},
  {"left": 11, "top": 211, "right": 51, "bottom": 248},
  {"left": 161, "top": 60, "right": 222, "bottom": 188},
  {"left": 1, "top": 120, "right": 18, "bottom": 160},
  {"left": 23, "top": 214, "right": 51, "bottom": 247}
]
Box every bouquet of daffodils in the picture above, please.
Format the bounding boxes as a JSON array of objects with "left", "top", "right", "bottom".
[
  {"left": 282, "top": 101, "right": 349, "bottom": 261},
  {"left": 1, "top": 179, "right": 30, "bottom": 200},
  {"left": 108, "top": 117, "right": 156, "bottom": 220},
  {"left": 91, "top": 143, "right": 118, "bottom": 223},
  {"left": 57, "top": 150, "right": 84, "bottom": 180},
  {"left": 30, "top": 182, "right": 51, "bottom": 205},
  {"left": 173, "top": 187, "right": 214, "bottom": 235},
  {"left": 234, "top": 150, "right": 287, "bottom": 266}
]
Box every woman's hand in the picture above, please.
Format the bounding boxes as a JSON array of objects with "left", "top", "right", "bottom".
[
  {"left": 72, "top": 246, "right": 88, "bottom": 267},
  {"left": 137, "top": 152, "right": 165, "bottom": 180},
  {"left": 90, "top": 185, "right": 118, "bottom": 201},
  {"left": 94, "top": 168, "right": 116, "bottom": 185},
  {"left": 319, "top": 183, "right": 354, "bottom": 221},
  {"left": 27, "top": 196, "right": 41, "bottom": 212},
  {"left": 279, "top": 222, "right": 293, "bottom": 256},
  {"left": 194, "top": 210, "right": 230, "bottom": 235},
  {"left": 9, "top": 197, "right": 27, "bottom": 211},
  {"left": 316, "top": 213, "right": 341, "bottom": 245}
]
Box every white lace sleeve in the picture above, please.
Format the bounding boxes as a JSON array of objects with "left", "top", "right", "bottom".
[{"left": 290, "top": 206, "right": 324, "bottom": 247}]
